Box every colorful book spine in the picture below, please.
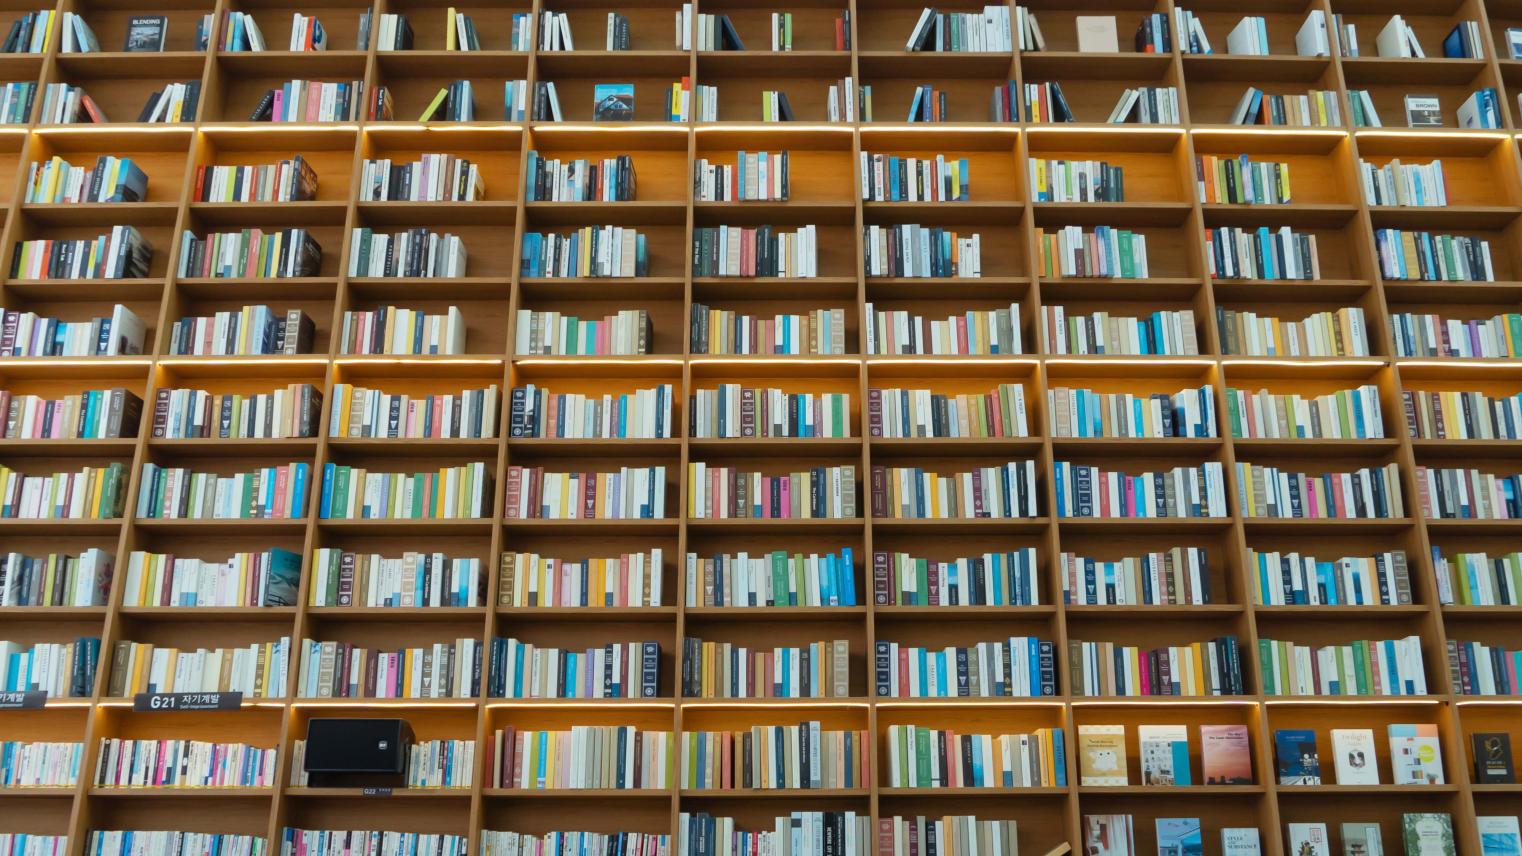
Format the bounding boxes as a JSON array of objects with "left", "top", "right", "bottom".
[
  {"left": 309, "top": 550, "right": 483, "bottom": 608},
  {"left": 151, "top": 384, "right": 321, "bottom": 440},
  {"left": 286, "top": 738, "right": 473, "bottom": 788},
  {"left": 686, "top": 548, "right": 855, "bottom": 607},
  {"left": 1258, "top": 635, "right": 1428, "bottom": 696},
  {"left": 863, "top": 152, "right": 968, "bottom": 201},
  {"left": 869, "top": 383, "right": 1029, "bottom": 438},
  {"left": 0, "top": 836, "right": 67, "bottom": 856},
  {"left": 1206, "top": 226, "right": 1319, "bottom": 279},
  {"left": 167, "top": 306, "right": 313, "bottom": 356},
  {"left": 25, "top": 156, "right": 148, "bottom": 203},
  {"left": 123, "top": 548, "right": 302, "bottom": 607},
  {"left": 1252, "top": 549, "right": 1412, "bottom": 606},
  {"left": 514, "top": 309, "right": 651, "bottom": 355},
  {"left": 1404, "top": 388, "right": 1522, "bottom": 439},
  {"left": 107, "top": 639, "right": 287, "bottom": 698},
  {"left": 1195, "top": 155, "right": 1292, "bottom": 204},
  {"left": 1359, "top": 158, "right": 1447, "bottom": 207},
  {"left": 1235, "top": 461, "right": 1404, "bottom": 518},
  {"left": 1229, "top": 384, "right": 1384, "bottom": 439},
  {"left": 689, "top": 386, "right": 850, "bottom": 438},
  {"left": 1043, "top": 307, "right": 1197, "bottom": 355},
  {"left": 270, "top": 79, "right": 366, "bottom": 122},
  {"left": 486, "top": 637, "right": 659, "bottom": 699},
  {"left": 296, "top": 637, "right": 479, "bottom": 698},
  {"left": 867, "top": 303, "right": 1023, "bottom": 355},
  {"left": 872, "top": 549, "right": 1039, "bottom": 606},
  {"left": 695, "top": 151, "right": 787, "bottom": 201},
  {"left": 0, "top": 549, "right": 113, "bottom": 606},
  {"left": 509, "top": 384, "right": 671, "bottom": 439},
  {"left": 11, "top": 225, "right": 151, "bottom": 279},
  {"left": 194, "top": 157, "right": 317, "bottom": 202},
  {"left": 0, "top": 463, "right": 126, "bottom": 519},
  {"left": 135, "top": 463, "right": 310, "bottom": 520},
  {"left": 1216, "top": 307, "right": 1368, "bottom": 356},
  {"left": 1048, "top": 386, "right": 1215, "bottom": 438},
  {"left": 499, "top": 550, "right": 662, "bottom": 608},
  {"left": 681, "top": 638, "right": 851, "bottom": 698},
  {"left": 0, "top": 741, "right": 80, "bottom": 786},
  {"left": 317, "top": 462, "right": 491, "bottom": 520},
  {"left": 520, "top": 227, "right": 649, "bottom": 278},
  {"left": 691, "top": 304, "right": 846, "bottom": 355},
  {"left": 678, "top": 814, "right": 865, "bottom": 856},
  {"left": 862, "top": 224, "right": 979, "bottom": 278},
  {"left": 176, "top": 228, "right": 321, "bottom": 278},
  {"left": 1028, "top": 158, "right": 1122, "bottom": 202},
  {"left": 362, "top": 154, "right": 484, "bottom": 201},
  {"left": 279, "top": 831, "right": 459, "bottom": 856},
  {"left": 1390, "top": 312, "right": 1522, "bottom": 358},
  {"left": 1376, "top": 229, "right": 1495, "bottom": 281},
  {"left": 347, "top": 228, "right": 466, "bottom": 277},
  {"left": 1415, "top": 466, "right": 1522, "bottom": 519},
  {"left": 0, "top": 638, "right": 99, "bottom": 697},
  {"left": 1053, "top": 462, "right": 1228, "bottom": 518},
  {"left": 481, "top": 830, "right": 668, "bottom": 856},
  {"left": 687, "top": 464, "right": 857, "bottom": 519},
  {"left": 340, "top": 305, "right": 467, "bottom": 355},
  {"left": 93, "top": 739, "right": 277, "bottom": 788},
  {"left": 873, "top": 637, "right": 1055, "bottom": 698},
  {"left": 485, "top": 726, "right": 672, "bottom": 789},
  {"left": 91, "top": 833, "right": 265, "bottom": 856},
  {"left": 679, "top": 724, "right": 868, "bottom": 789},
  {"left": 1070, "top": 636, "right": 1245, "bottom": 696},
  {"left": 1035, "top": 226, "right": 1149, "bottom": 278},
  {"left": 0, "top": 387, "right": 139, "bottom": 439},
  {"left": 1061, "top": 547, "right": 1211, "bottom": 605},
  {"left": 1447, "top": 640, "right": 1522, "bottom": 696},
  {"left": 328, "top": 384, "right": 497, "bottom": 439},
  {"left": 878, "top": 818, "right": 1019, "bottom": 856},
  {"left": 0, "top": 304, "right": 145, "bottom": 356},
  {"left": 692, "top": 225, "right": 817, "bottom": 277},
  {"left": 504, "top": 465, "right": 666, "bottom": 519},
  {"left": 869, "top": 462, "right": 1038, "bottom": 519},
  {"left": 1432, "top": 548, "right": 1522, "bottom": 606},
  {"left": 885, "top": 725, "right": 1066, "bottom": 787}
]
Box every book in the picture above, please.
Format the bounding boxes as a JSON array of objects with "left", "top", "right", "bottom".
[
  {"left": 1402, "top": 814, "right": 1455, "bottom": 856},
  {"left": 1157, "top": 820, "right": 1201, "bottom": 856},
  {"left": 1472, "top": 732, "right": 1516, "bottom": 783},
  {"left": 1275, "top": 728, "right": 1320, "bottom": 784},
  {"left": 123, "top": 14, "right": 166, "bottom": 50},
  {"left": 1330, "top": 728, "right": 1380, "bottom": 784},
  {"left": 1289, "top": 824, "right": 1330, "bottom": 856},
  {"left": 593, "top": 83, "right": 635, "bottom": 121},
  {"left": 1388, "top": 723, "right": 1444, "bottom": 785},
  {"left": 1222, "top": 829, "right": 1262, "bottom": 856},
  {"left": 1078, "top": 724, "right": 1128, "bottom": 786},
  {"left": 1084, "top": 815, "right": 1133, "bottom": 856},
  {"left": 1076, "top": 15, "right": 1118, "bottom": 52},
  {"left": 1478, "top": 818, "right": 1522, "bottom": 856},
  {"left": 1137, "top": 724, "right": 1189, "bottom": 786},
  {"left": 1201, "top": 724, "right": 1252, "bottom": 785},
  {"left": 1296, "top": 10, "right": 1329, "bottom": 56},
  {"left": 1404, "top": 95, "right": 1442, "bottom": 127},
  {"left": 1343, "top": 824, "right": 1384, "bottom": 856}
]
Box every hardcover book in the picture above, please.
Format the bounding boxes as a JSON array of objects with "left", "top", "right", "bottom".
[
  {"left": 593, "top": 83, "right": 635, "bottom": 121},
  {"left": 1402, "top": 814, "right": 1455, "bottom": 856},
  {"left": 1472, "top": 732, "right": 1515, "bottom": 783},
  {"left": 1331, "top": 728, "right": 1380, "bottom": 784},
  {"left": 1388, "top": 723, "right": 1444, "bottom": 785},
  {"left": 1078, "top": 724, "right": 1129, "bottom": 786},
  {"left": 1156, "top": 818, "right": 1202, "bottom": 856},
  {"left": 1289, "top": 824, "right": 1330, "bottom": 856},
  {"left": 1201, "top": 724, "right": 1252, "bottom": 785},
  {"left": 1403, "top": 95, "right": 1443, "bottom": 127},
  {"left": 1084, "top": 814, "right": 1134, "bottom": 856},
  {"left": 1275, "top": 728, "right": 1321, "bottom": 785},
  {"left": 1342, "top": 823, "right": 1384, "bottom": 856},
  {"left": 1075, "top": 15, "right": 1118, "bottom": 52},
  {"left": 1478, "top": 817, "right": 1522, "bottom": 856},
  {"left": 124, "top": 15, "right": 167, "bottom": 50},
  {"left": 1222, "top": 829, "right": 1262, "bottom": 856},
  {"left": 1138, "top": 724, "right": 1189, "bottom": 786}
]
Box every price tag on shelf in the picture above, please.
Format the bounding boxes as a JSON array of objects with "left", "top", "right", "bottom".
[
  {"left": 360, "top": 787, "right": 393, "bottom": 796},
  {"left": 0, "top": 690, "right": 46, "bottom": 709},
  {"left": 132, "top": 692, "right": 244, "bottom": 712}
]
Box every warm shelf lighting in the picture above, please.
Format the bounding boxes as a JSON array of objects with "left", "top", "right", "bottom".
[
  {"left": 1191, "top": 127, "right": 1347, "bottom": 139},
  {"left": 694, "top": 123, "right": 854, "bottom": 134},
  {"left": 867, "top": 357, "right": 1039, "bottom": 367},
  {"left": 1396, "top": 359, "right": 1522, "bottom": 370},
  {"left": 332, "top": 357, "right": 505, "bottom": 366},
  {"left": 1263, "top": 696, "right": 1440, "bottom": 706},
  {"left": 156, "top": 357, "right": 331, "bottom": 367},
  {"left": 0, "top": 358, "right": 153, "bottom": 367},
  {"left": 538, "top": 123, "right": 691, "bottom": 134},
  {"left": 1069, "top": 698, "right": 1259, "bottom": 707},
  {"left": 33, "top": 125, "right": 189, "bottom": 135},
  {"left": 204, "top": 123, "right": 360, "bottom": 133},
  {"left": 688, "top": 357, "right": 861, "bottom": 367},
  {"left": 1028, "top": 125, "right": 1183, "bottom": 135},
  {"left": 679, "top": 699, "right": 870, "bottom": 708},
  {"left": 1045, "top": 358, "right": 1213, "bottom": 367},
  {"left": 1354, "top": 129, "right": 1509, "bottom": 141},
  {"left": 1220, "top": 358, "right": 1384, "bottom": 368},
  {"left": 372, "top": 123, "right": 524, "bottom": 133}
]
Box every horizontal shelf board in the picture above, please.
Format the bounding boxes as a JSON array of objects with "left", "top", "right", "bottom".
[
  {"left": 678, "top": 787, "right": 869, "bottom": 798},
  {"left": 1076, "top": 784, "right": 1266, "bottom": 795},
  {"left": 493, "top": 607, "right": 680, "bottom": 621},
  {"left": 117, "top": 606, "right": 299, "bottom": 620},
  {"left": 283, "top": 787, "right": 470, "bottom": 798},
  {"left": 482, "top": 788, "right": 671, "bottom": 798},
  {"left": 682, "top": 606, "right": 867, "bottom": 620},
  {"left": 304, "top": 607, "right": 491, "bottom": 621},
  {"left": 877, "top": 786, "right": 1068, "bottom": 796},
  {"left": 87, "top": 787, "right": 275, "bottom": 798}
]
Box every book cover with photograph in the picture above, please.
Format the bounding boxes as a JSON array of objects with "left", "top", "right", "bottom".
[{"left": 593, "top": 83, "right": 635, "bottom": 121}]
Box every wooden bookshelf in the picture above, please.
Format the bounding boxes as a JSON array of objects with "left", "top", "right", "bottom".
[{"left": 5, "top": 0, "right": 1522, "bottom": 853}]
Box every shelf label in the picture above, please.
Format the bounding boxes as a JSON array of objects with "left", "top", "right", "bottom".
[
  {"left": 133, "top": 692, "right": 244, "bottom": 712},
  {"left": 360, "top": 787, "right": 392, "bottom": 796},
  {"left": 0, "top": 690, "right": 46, "bottom": 709}
]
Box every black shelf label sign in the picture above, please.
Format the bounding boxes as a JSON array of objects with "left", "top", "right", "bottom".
[
  {"left": 361, "top": 787, "right": 393, "bottom": 796},
  {"left": 133, "top": 691, "right": 244, "bottom": 711},
  {"left": 0, "top": 690, "right": 46, "bottom": 709}
]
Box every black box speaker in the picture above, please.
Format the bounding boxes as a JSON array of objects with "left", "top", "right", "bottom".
[{"left": 302, "top": 718, "right": 414, "bottom": 787}]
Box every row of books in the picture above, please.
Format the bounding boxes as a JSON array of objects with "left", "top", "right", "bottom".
[
  {"left": 1236, "top": 461, "right": 1403, "bottom": 519},
  {"left": 504, "top": 465, "right": 666, "bottom": 520},
  {"left": 12, "top": 226, "right": 152, "bottom": 280},
  {"left": 862, "top": 153, "right": 970, "bottom": 202},
  {"left": 106, "top": 638, "right": 287, "bottom": 698},
  {"left": 1207, "top": 226, "right": 1319, "bottom": 280},
  {"left": 526, "top": 152, "right": 632, "bottom": 202},
  {"left": 692, "top": 305, "right": 846, "bottom": 356},
  {"left": 0, "top": 638, "right": 98, "bottom": 697},
  {"left": 1215, "top": 307, "right": 1368, "bottom": 357},
  {"left": 687, "top": 464, "right": 858, "bottom": 520},
  {"left": 316, "top": 462, "right": 492, "bottom": 520},
  {"left": 339, "top": 305, "right": 466, "bottom": 356},
  {"left": 1448, "top": 640, "right": 1521, "bottom": 696},
  {"left": 681, "top": 638, "right": 850, "bottom": 698},
  {"left": 0, "top": 740, "right": 79, "bottom": 787},
  {"left": 1078, "top": 722, "right": 1251, "bottom": 786},
  {"left": 520, "top": 226, "right": 647, "bottom": 278},
  {"left": 680, "top": 724, "right": 867, "bottom": 789},
  {"left": 194, "top": 156, "right": 317, "bottom": 203},
  {"left": 280, "top": 831, "right": 459, "bottom": 856},
  {"left": 94, "top": 739, "right": 276, "bottom": 789},
  {"left": 252, "top": 80, "right": 371, "bottom": 123},
  {"left": 1417, "top": 466, "right": 1522, "bottom": 520},
  {"left": 329, "top": 383, "right": 496, "bottom": 439},
  {"left": 874, "top": 637, "right": 1056, "bottom": 698},
  {"left": 1, "top": 387, "right": 141, "bottom": 440},
  {"left": 1392, "top": 311, "right": 1522, "bottom": 359},
  {"left": 500, "top": 549, "right": 663, "bottom": 608},
  {"left": 863, "top": 224, "right": 979, "bottom": 278},
  {"left": 0, "top": 303, "right": 145, "bottom": 356},
  {"left": 1232, "top": 88, "right": 1342, "bottom": 127},
  {"left": 90, "top": 833, "right": 263, "bottom": 856},
  {"left": 309, "top": 549, "right": 483, "bottom": 608},
  {"left": 869, "top": 462, "right": 1038, "bottom": 519},
  {"left": 906, "top": 7, "right": 1014, "bottom": 52},
  {"left": 121, "top": 548, "right": 300, "bottom": 607},
  {"left": 1029, "top": 158, "right": 1123, "bottom": 203},
  {"left": 1197, "top": 155, "right": 1291, "bottom": 205},
  {"left": 885, "top": 724, "right": 1066, "bottom": 788},
  {"left": 1252, "top": 549, "right": 1413, "bottom": 606},
  {"left": 1260, "top": 635, "right": 1428, "bottom": 696},
  {"left": 175, "top": 228, "right": 321, "bottom": 279},
  {"left": 689, "top": 386, "right": 850, "bottom": 439},
  {"left": 515, "top": 309, "right": 651, "bottom": 356},
  {"left": 508, "top": 383, "right": 673, "bottom": 439},
  {"left": 1049, "top": 385, "right": 1214, "bottom": 438},
  {"left": 486, "top": 726, "right": 670, "bottom": 790},
  {"left": 151, "top": 384, "right": 320, "bottom": 440},
  {"left": 166, "top": 306, "right": 315, "bottom": 356},
  {"left": 1062, "top": 547, "right": 1211, "bottom": 606},
  {"left": 695, "top": 151, "right": 784, "bottom": 202},
  {"left": 348, "top": 228, "right": 466, "bottom": 278},
  {"left": 1404, "top": 389, "right": 1522, "bottom": 440},
  {"left": 135, "top": 462, "right": 310, "bottom": 520},
  {"left": 288, "top": 737, "right": 473, "bottom": 788},
  {"left": 1070, "top": 636, "right": 1245, "bottom": 697},
  {"left": 0, "top": 549, "right": 112, "bottom": 607},
  {"left": 687, "top": 547, "right": 856, "bottom": 608},
  {"left": 874, "top": 548, "right": 1039, "bottom": 607},
  {"left": 1054, "top": 462, "right": 1228, "bottom": 519},
  {"left": 485, "top": 637, "right": 659, "bottom": 699},
  {"left": 484, "top": 832, "right": 666, "bottom": 856},
  {"left": 1229, "top": 384, "right": 1383, "bottom": 439},
  {"left": 0, "top": 463, "right": 127, "bottom": 520},
  {"left": 25, "top": 156, "right": 148, "bottom": 203},
  {"left": 693, "top": 225, "right": 818, "bottom": 278},
  {"left": 868, "top": 303, "right": 1022, "bottom": 356},
  {"left": 361, "top": 153, "right": 484, "bottom": 202},
  {"left": 1360, "top": 157, "right": 1447, "bottom": 208},
  {"left": 296, "top": 637, "right": 481, "bottom": 698},
  {"left": 1434, "top": 549, "right": 1522, "bottom": 607},
  {"left": 1043, "top": 307, "right": 1197, "bottom": 356},
  {"left": 678, "top": 814, "right": 865, "bottom": 856},
  {"left": 869, "top": 383, "right": 1028, "bottom": 439},
  {"left": 1375, "top": 229, "right": 1495, "bottom": 282},
  {"left": 878, "top": 817, "right": 1020, "bottom": 856},
  {"left": 1035, "top": 226, "right": 1148, "bottom": 279}
]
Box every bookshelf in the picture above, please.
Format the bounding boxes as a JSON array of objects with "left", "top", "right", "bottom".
[{"left": 2, "top": 0, "right": 1522, "bottom": 853}]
